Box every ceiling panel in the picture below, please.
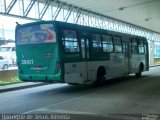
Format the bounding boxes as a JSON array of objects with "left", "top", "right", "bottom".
[{"left": 59, "top": 0, "right": 160, "bottom": 33}]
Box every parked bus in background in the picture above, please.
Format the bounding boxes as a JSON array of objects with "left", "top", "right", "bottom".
[
  {"left": 0, "top": 43, "right": 16, "bottom": 66},
  {"left": 15, "top": 21, "right": 149, "bottom": 85}
]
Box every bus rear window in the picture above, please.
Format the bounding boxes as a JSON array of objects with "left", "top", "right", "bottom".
[{"left": 16, "top": 23, "right": 56, "bottom": 45}]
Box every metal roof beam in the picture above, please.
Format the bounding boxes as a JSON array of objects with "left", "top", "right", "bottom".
[
  {"left": 21, "top": 0, "right": 25, "bottom": 16},
  {"left": 39, "top": 0, "right": 51, "bottom": 19},
  {"left": 24, "top": 0, "right": 36, "bottom": 17},
  {"left": 54, "top": 0, "right": 160, "bottom": 36},
  {"left": 0, "top": 0, "right": 160, "bottom": 41},
  {"left": 74, "top": 10, "right": 81, "bottom": 24},
  {"left": 3, "top": 0, "right": 7, "bottom": 13},
  {"left": 64, "top": 7, "right": 73, "bottom": 22},
  {"left": 52, "top": 4, "right": 62, "bottom": 20},
  {"left": 0, "top": 12, "right": 39, "bottom": 21},
  {"left": 6, "top": 0, "right": 17, "bottom": 14}
]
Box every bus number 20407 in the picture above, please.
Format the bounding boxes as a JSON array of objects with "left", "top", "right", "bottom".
[{"left": 21, "top": 59, "right": 34, "bottom": 65}]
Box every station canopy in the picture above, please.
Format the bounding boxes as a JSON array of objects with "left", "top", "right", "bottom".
[
  {"left": 59, "top": 0, "right": 160, "bottom": 33},
  {"left": 0, "top": 0, "right": 160, "bottom": 41}
]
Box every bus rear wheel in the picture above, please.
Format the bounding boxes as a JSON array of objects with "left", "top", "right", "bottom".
[
  {"left": 135, "top": 63, "right": 144, "bottom": 77},
  {"left": 68, "top": 83, "right": 79, "bottom": 85},
  {"left": 94, "top": 66, "right": 106, "bottom": 86}
]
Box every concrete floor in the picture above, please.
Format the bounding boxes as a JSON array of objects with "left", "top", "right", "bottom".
[{"left": 0, "top": 66, "right": 160, "bottom": 120}]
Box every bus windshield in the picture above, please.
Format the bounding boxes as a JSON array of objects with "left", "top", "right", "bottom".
[{"left": 16, "top": 23, "right": 56, "bottom": 45}]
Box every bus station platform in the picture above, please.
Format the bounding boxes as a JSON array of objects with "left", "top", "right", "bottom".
[
  {"left": 0, "top": 82, "right": 46, "bottom": 93},
  {"left": 0, "top": 66, "right": 159, "bottom": 93}
]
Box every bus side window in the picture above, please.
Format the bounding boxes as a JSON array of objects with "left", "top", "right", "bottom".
[
  {"left": 138, "top": 40, "right": 145, "bottom": 53},
  {"left": 131, "top": 38, "right": 138, "bottom": 53},
  {"left": 113, "top": 36, "right": 122, "bottom": 52},
  {"left": 62, "top": 30, "right": 79, "bottom": 53},
  {"left": 102, "top": 34, "right": 113, "bottom": 52},
  {"left": 123, "top": 41, "right": 129, "bottom": 53},
  {"left": 92, "top": 34, "right": 102, "bottom": 52}
]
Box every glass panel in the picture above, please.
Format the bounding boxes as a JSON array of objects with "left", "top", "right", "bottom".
[
  {"left": 131, "top": 39, "right": 138, "bottom": 53},
  {"left": 114, "top": 36, "right": 121, "bottom": 44},
  {"left": 113, "top": 36, "right": 122, "bottom": 52},
  {"left": 62, "top": 30, "right": 79, "bottom": 53},
  {"left": 16, "top": 23, "right": 56, "bottom": 45},
  {"left": 63, "top": 30, "right": 77, "bottom": 41},
  {"left": 123, "top": 42, "right": 128, "bottom": 53},
  {"left": 102, "top": 35, "right": 113, "bottom": 52},
  {"left": 138, "top": 40, "right": 144, "bottom": 53},
  {"left": 92, "top": 34, "right": 102, "bottom": 52}
]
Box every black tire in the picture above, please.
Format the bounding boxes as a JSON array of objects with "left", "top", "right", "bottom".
[
  {"left": 135, "top": 72, "right": 141, "bottom": 78},
  {"left": 135, "top": 64, "right": 144, "bottom": 78},
  {"left": 94, "top": 67, "right": 106, "bottom": 86},
  {"left": 3, "top": 64, "right": 9, "bottom": 70},
  {"left": 68, "top": 83, "right": 79, "bottom": 85}
]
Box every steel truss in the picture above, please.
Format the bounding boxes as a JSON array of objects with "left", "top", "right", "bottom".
[{"left": 0, "top": 0, "right": 160, "bottom": 41}]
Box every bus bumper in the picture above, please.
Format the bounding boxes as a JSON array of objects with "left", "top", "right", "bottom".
[{"left": 18, "top": 73, "right": 62, "bottom": 82}]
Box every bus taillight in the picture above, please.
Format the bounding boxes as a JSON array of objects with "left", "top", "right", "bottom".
[
  {"left": 55, "top": 61, "right": 60, "bottom": 74},
  {"left": 34, "top": 66, "right": 42, "bottom": 70}
]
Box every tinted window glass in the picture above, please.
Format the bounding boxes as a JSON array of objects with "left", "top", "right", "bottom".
[
  {"left": 102, "top": 35, "right": 113, "bottom": 52},
  {"left": 113, "top": 36, "right": 122, "bottom": 52},
  {"left": 62, "top": 30, "right": 79, "bottom": 53},
  {"left": 138, "top": 40, "right": 144, "bottom": 53},
  {"left": 131, "top": 39, "right": 138, "bottom": 53},
  {"left": 92, "top": 34, "right": 102, "bottom": 52}
]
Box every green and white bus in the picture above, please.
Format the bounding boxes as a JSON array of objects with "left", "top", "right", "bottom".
[{"left": 15, "top": 21, "right": 149, "bottom": 85}]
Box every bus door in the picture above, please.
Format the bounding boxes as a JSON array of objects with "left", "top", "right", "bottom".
[
  {"left": 123, "top": 41, "right": 130, "bottom": 74},
  {"left": 81, "top": 35, "right": 90, "bottom": 81}
]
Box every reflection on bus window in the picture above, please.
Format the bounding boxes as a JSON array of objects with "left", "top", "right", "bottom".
[
  {"left": 102, "top": 35, "right": 113, "bottom": 52},
  {"left": 138, "top": 40, "right": 145, "bottom": 53},
  {"left": 16, "top": 23, "right": 56, "bottom": 45},
  {"left": 62, "top": 30, "right": 79, "bottom": 53},
  {"left": 113, "top": 36, "right": 122, "bottom": 52},
  {"left": 92, "top": 34, "right": 102, "bottom": 52},
  {"left": 131, "top": 39, "right": 138, "bottom": 53}
]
